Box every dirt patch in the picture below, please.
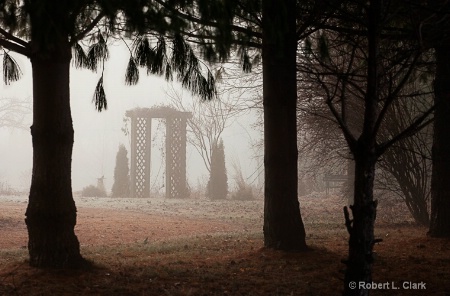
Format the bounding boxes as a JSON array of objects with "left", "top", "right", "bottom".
[
  {"left": 76, "top": 207, "right": 247, "bottom": 247},
  {"left": 1, "top": 194, "right": 449, "bottom": 295},
  {"left": 0, "top": 196, "right": 262, "bottom": 250}
]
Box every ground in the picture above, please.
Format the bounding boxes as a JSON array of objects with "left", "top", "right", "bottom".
[{"left": 1, "top": 193, "right": 449, "bottom": 295}]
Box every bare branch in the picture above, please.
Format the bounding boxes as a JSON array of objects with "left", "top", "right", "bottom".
[
  {"left": 373, "top": 52, "right": 421, "bottom": 137},
  {"left": 0, "top": 97, "right": 31, "bottom": 130},
  {"left": 378, "top": 105, "right": 435, "bottom": 155}
]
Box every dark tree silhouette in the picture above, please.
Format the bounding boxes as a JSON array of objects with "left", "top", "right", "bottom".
[
  {"left": 420, "top": 0, "right": 450, "bottom": 237},
  {"left": 429, "top": 42, "right": 450, "bottom": 236},
  {"left": 261, "top": 0, "right": 307, "bottom": 250}
]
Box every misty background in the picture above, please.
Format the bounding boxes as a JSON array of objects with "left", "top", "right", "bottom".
[{"left": 0, "top": 43, "right": 262, "bottom": 194}]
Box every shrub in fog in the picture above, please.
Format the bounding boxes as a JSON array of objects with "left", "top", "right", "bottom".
[
  {"left": 111, "top": 144, "right": 130, "bottom": 197},
  {"left": 230, "top": 156, "right": 254, "bottom": 201},
  {"left": 81, "top": 185, "right": 107, "bottom": 197},
  {"left": 207, "top": 139, "right": 228, "bottom": 200},
  {"left": 231, "top": 183, "right": 254, "bottom": 201}
]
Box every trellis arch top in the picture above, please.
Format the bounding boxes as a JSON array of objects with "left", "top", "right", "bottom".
[
  {"left": 126, "top": 106, "right": 192, "bottom": 199},
  {"left": 125, "top": 106, "right": 192, "bottom": 120}
]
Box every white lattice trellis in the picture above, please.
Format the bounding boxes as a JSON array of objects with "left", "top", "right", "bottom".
[{"left": 126, "top": 107, "right": 190, "bottom": 198}]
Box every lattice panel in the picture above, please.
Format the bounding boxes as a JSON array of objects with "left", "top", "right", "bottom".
[
  {"left": 134, "top": 117, "right": 150, "bottom": 198},
  {"left": 166, "top": 117, "right": 187, "bottom": 198}
]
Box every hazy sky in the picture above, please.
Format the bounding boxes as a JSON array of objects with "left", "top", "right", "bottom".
[{"left": 0, "top": 43, "right": 262, "bottom": 193}]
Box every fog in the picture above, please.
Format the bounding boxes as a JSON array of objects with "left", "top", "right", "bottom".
[{"left": 0, "top": 43, "right": 262, "bottom": 193}]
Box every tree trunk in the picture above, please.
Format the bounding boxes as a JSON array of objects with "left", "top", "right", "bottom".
[
  {"left": 262, "top": 0, "right": 307, "bottom": 250},
  {"left": 429, "top": 44, "right": 450, "bottom": 237},
  {"left": 25, "top": 45, "right": 85, "bottom": 268},
  {"left": 343, "top": 147, "right": 378, "bottom": 296}
]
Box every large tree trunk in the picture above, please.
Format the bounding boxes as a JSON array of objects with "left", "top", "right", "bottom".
[
  {"left": 262, "top": 0, "right": 307, "bottom": 250},
  {"left": 25, "top": 44, "right": 85, "bottom": 268},
  {"left": 429, "top": 44, "right": 450, "bottom": 237}
]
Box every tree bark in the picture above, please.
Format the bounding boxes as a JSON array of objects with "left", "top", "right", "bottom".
[
  {"left": 429, "top": 44, "right": 450, "bottom": 237},
  {"left": 262, "top": 0, "right": 307, "bottom": 250},
  {"left": 343, "top": 147, "right": 378, "bottom": 296},
  {"left": 25, "top": 44, "right": 85, "bottom": 268}
]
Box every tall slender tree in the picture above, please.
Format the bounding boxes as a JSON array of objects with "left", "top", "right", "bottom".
[{"left": 165, "top": 85, "right": 239, "bottom": 176}]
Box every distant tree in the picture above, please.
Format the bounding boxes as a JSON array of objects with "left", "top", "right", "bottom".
[
  {"left": 207, "top": 139, "right": 228, "bottom": 200},
  {"left": 111, "top": 144, "right": 130, "bottom": 198},
  {"left": 166, "top": 85, "right": 238, "bottom": 176},
  {"left": 0, "top": 97, "right": 30, "bottom": 130},
  {"left": 0, "top": 180, "right": 16, "bottom": 195}
]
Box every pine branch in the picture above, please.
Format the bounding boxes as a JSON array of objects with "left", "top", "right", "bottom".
[
  {"left": 131, "top": 34, "right": 216, "bottom": 101},
  {"left": 149, "top": 37, "right": 166, "bottom": 75},
  {"left": 152, "top": 0, "right": 262, "bottom": 41},
  {"left": 93, "top": 75, "right": 107, "bottom": 111},
  {"left": 71, "top": 12, "right": 106, "bottom": 44},
  {"left": 125, "top": 57, "right": 139, "bottom": 85},
  {"left": 72, "top": 42, "right": 88, "bottom": 68},
  {"left": 2, "top": 51, "right": 22, "bottom": 84},
  {"left": 133, "top": 37, "right": 153, "bottom": 67},
  {"left": 85, "top": 34, "right": 109, "bottom": 71}
]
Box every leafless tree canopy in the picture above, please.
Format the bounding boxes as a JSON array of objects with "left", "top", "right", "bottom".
[{"left": 0, "top": 97, "right": 30, "bottom": 130}]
